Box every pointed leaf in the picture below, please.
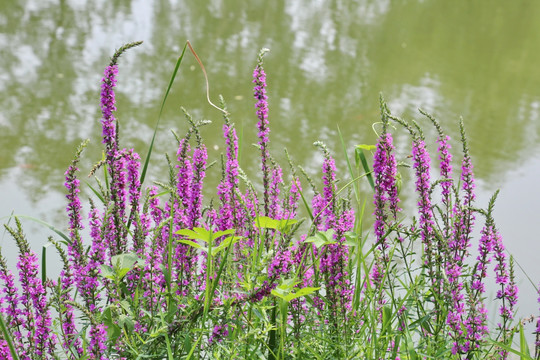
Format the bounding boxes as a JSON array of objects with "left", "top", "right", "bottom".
[
  {"left": 213, "top": 229, "right": 236, "bottom": 240},
  {"left": 356, "top": 144, "right": 376, "bottom": 151},
  {"left": 254, "top": 216, "right": 280, "bottom": 230},
  {"left": 283, "top": 287, "right": 320, "bottom": 302},
  {"left": 175, "top": 228, "right": 205, "bottom": 241},
  {"left": 99, "top": 265, "right": 115, "bottom": 280},
  {"left": 177, "top": 239, "right": 207, "bottom": 252}
]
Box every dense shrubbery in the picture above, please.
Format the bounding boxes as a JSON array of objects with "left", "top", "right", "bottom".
[{"left": 1, "top": 42, "right": 539, "bottom": 359}]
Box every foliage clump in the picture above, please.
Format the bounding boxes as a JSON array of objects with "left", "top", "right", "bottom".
[{"left": 0, "top": 42, "right": 537, "bottom": 360}]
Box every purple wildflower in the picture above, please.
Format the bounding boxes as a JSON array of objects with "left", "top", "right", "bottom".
[
  {"left": 321, "top": 152, "right": 337, "bottom": 228},
  {"left": 268, "top": 164, "right": 283, "bottom": 219},
  {"left": 0, "top": 339, "right": 11, "bottom": 360},
  {"left": 64, "top": 144, "right": 88, "bottom": 274},
  {"left": 437, "top": 135, "right": 453, "bottom": 202},
  {"left": 100, "top": 64, "right": 119, "bottom": 154},
  {"left": 17, "top": 251, "right": 56, "bottom": 357},
  {"left": 268, "top": 248, "right": 292, "bottom": 278},
  {"left": 89, "top": 323, "right": 108, "bottom": 359},
  {"left": 451, "top": 120, "right": 476, "bottom": 265},
  {"left": 373, "top": 131, "right": 400, "bottom": 247},
  {"left": 471, "top": 225, "right": 493, "bottom": 294},
  {"left": 0, "top": 254, "right": 25, "bottom": 357},
  {"left": 148, "top": 186, "right": 163, "bottom": 226},
  {"left": 412, "top": 138, "right": 434, "bottom": 251},
  {"left": 216, "top": 123, "right": 242, "bottom": 231},
  {"left": 209, "top": 324, "right": 229, "bottom": 345},
  {"left": 283, "top": 177, "right": 302, "bottom": 220},
  {"left": 125, "top": 150, "right": 141, "bottom": 223},
  {"left": 188, "top": 145, "right": 207, "bottom": 227},
  {"left": 313, "top": 142, "right": 338, "bottom": 230},
  {"left": 253, "top": 48, "right": 271, "bottom": 215},
  {"left": 81, "top": 205, "right": 106, "bottom": 311}
]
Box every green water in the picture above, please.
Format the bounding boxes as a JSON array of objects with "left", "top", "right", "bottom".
[{"left": 1, "top": 0, "right": 539, "bottom": 345}]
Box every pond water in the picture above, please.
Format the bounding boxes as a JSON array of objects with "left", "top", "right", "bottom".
[{"left": 1, "top": 0, "right": 540, "bottom": 346}]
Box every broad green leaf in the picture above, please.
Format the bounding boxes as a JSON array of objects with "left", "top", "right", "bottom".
[
  {"left": 283, "top": 287, "right": 320, "bottom": 302},
  {"left": 111, "top": 253, "right": 143, "bottom": 271},
  {"left": 177, "top": 239, "right": 207, "bottom": 252},
  {"left": 176, "top": 227, "right": 235, "bottom": 246},
  {"left": 119, "top": 300, "right": 133, "bottom": 316},
  {"left": 99, "top": 265, "right": 115, "bottom": 280},
  {"left": 175, "top": 228, "right": 208, "bottom": 242},
  {"left": 211, "top": 236, "right": 240, "bottom": 257},
  {"left": 254, "top": 216, "right": 297, "bottom": 232},
  {"left": 117, "top": 314, "right": 134, "bottom": 332},
  {"left": 102, "top": 307, "right": 122, "bottom": 342},
  {"left": 254, "top": 216, "right": 280, "bottom": 230},
  {"left": 271, "top": 289, "right": 286, "bottom": 299},
  {"left": 304, "top": 230, "right": 336, "bottom": 248},
  {"left": 213, "top": 228, "right": 236, "bottom": 239}
]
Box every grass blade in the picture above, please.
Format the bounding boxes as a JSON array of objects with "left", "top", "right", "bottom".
[
  {"left": 356, "top": 146, "right": 375, "bottom": 191},
  {"left": 0, "top": 313, "right": 20, "bottom": 360},
  {"left": 139, "top": 42, "right": 188, "bottom": 187},
  {"left": 84, "top": 180, "right": 105, "bottom": 204},
  {"left": 2, "top": 215, "right": 70, "bottom": 244}
]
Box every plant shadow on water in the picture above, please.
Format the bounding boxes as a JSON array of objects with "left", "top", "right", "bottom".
[{"left": 0, "top": 42, "right": 539, "bottom": 360}]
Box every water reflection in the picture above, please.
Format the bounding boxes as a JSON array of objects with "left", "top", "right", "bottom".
[{"left": 1, "top": 0, "right": 540, "bottom": 341}]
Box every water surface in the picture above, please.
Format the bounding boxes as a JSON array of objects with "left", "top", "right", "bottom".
[{"left": 1, "top": 0, "right": 539, "bottom": 343}]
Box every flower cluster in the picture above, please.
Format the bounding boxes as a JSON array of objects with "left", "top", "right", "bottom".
[{"left": 0, "top": 43, "right": 527, "bottom": 360}]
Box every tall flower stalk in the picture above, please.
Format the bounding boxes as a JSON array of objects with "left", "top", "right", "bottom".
[{"left": 253, "top": 48, "right": 271, "bottom": 216}]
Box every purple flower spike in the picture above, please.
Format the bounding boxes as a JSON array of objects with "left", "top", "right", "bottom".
[
  {"left": 412, "top": 138, "right": 434, "bottom": 249},
  {"left": 17, "top": 251, "right": 56, "bottom": 357},
  {"left": 100, "top": 65, "right": 119, "bottom": 154},
  {"left": 437, "top": 135, "right": 453, "bottom": 201},
  {"left": 373, "top": 131, "right": 400, "bottom": 247},
  {"left": 89, "top": 323, "right": 108, "bottom": 359},
  {"left": 253, "top": 48, "right": 271, "bottom": 215},
  {"left": 189, "top": 145, "right": 207, "bottom": 227}
]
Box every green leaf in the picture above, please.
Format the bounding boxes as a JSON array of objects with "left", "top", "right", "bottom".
[
  {"left": 42, "top": 242, "right": 53, "bottom": 285},
  {"left": 102, "top": 307, "right": 122, "bottom": 343},
  {"left": 0, "top": 313, "right": 20, "bottom": 360},
  {"left": 140, "top": 42, "right": 188, "bottom": 188},
  {"left": 519, "top": 323, "right": 532, "bottom": 358},
  {"left": 356, "top": 144, "right": 376, "bottom": 151},
  {"left": 99, "top": 265, "right": 115, "bottom": 280},
  {"left": 211, "top": 235, "right": 240, "bottom": 257},
  {"left": 99, "top": 253, "right": 143, "bottom": 280},
  {"left": 84, "top": 180, "right": 105, "bottom": 204},
  {"left": 304, "top": 230, "right": 336, "bottom": 248},
  {"left": 177, "top": 239, "right": 207, "bottom": 252},
  {"left": 355, "top": 146, "right": 375, "bottom": 191},
  {"left": 175, "top": 228, "right": 207, "bottom": 242},
  {"left": 488, "top": 337, "right": 534, "bottom": 360},
  {"left": 1, "top": 214, "right": 70, "bottom": 244},
  {"left": 213, "top": 228, "right": 236, "bottom": 239},
  {"left": 283, "top": 287, "right": 320, "bottom": 302},
  {"left": 111, "top": 253, "right": 143, "bottom": 271},
  {"left": 254, "top": 216, "right": 297, "bottom": 233},
  {"left": 381, "top": 305, "right": 392, "bottom": 335},
  {"left": 118, "top": 314, "right": 134, "bottom": 332}
]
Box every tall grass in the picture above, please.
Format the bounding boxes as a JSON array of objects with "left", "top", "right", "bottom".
[{"left": 0, "top": 42, "right": 538, "bottom": 360}]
